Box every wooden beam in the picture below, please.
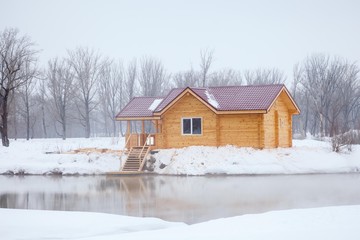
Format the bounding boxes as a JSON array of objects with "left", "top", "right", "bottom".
[
  {"left": 216, "top": 115, "right": 220, "bottom": 146},
  {"left": 288, "top": 113, "right": 293, "bottom": 147},
  {"left": 115, "top": 116, "right": 161, "bottom": 121},
  {"left": 155, "top": 119, "right": 159, "bottom": 133},
  {"left": 141, "top": 120, "right": 145, "bottom": 134},
  {"left": 259, "top": 114, "right": 264, "bottom": 149},
  {"left": 275, "top": 111, "right": 279, "bottom": 148},
  {"left": 127, "top": 121, "right": 130, "bottom": 134}
]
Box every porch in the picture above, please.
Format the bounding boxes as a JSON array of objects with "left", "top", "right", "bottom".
[
  {"left": 107, "top": 119, "right": 161, "bottom": 175},
  {"left": 123, "top": 119, "right": 162, "bottom": 150}
]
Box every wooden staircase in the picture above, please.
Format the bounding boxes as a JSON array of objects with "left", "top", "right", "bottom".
[{"left": 121, "top": 146, "right": 150, "bottom": 172}]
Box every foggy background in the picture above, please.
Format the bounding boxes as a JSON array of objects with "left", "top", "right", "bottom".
[{"left": 1, "top": 0, "right": 360, "bottom": 141}]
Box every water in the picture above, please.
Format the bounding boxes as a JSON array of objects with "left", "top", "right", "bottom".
[{"left": 1, "top": 174, "right": 360, "bottom": 224}]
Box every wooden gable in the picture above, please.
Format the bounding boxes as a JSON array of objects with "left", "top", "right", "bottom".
[{"left": 157, "top": 92, "right": 218, "bottom": 148}]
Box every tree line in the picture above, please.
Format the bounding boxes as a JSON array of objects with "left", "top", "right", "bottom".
[{"left": 1, "top": 28, "right": 360, "bottom": 147}]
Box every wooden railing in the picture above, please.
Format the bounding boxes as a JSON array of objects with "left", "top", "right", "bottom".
[
  {"left": 138, "top": 134, "right": 152, "bottom": 166},
  {"left": 119, "top": 134, "right": 132, "bottom": 171}
]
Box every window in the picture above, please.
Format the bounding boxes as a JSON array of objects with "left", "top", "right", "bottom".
[{"left": 182, "top": 118, "right": 202, "bottom": 135}]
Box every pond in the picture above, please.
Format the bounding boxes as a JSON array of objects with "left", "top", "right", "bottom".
[{"left": 1, "top": 174, "right": 360, "bottom": 224}]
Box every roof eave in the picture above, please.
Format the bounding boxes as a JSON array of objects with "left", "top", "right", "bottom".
[
  {"left": 115, "top": 116, "right": 161, "bottom": 121},
  {"left": 216, "top": 110, "right": 267, "bottom": 114}
]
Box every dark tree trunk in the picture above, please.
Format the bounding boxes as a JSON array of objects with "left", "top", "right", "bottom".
[
  {"left": 0, "top": 97, "right": 10, "bottom": 147},
  {"left": 62, "top": 119, "right": 66, "bottom": 140},
  {"left": 26, "top": 101, "right": 30, "bottom": 141},
  {"left": 85, "top": 103, "right": 91, "bottom": 138},
  {"left": 112, "top": 119, "right": 117, "bottom": 137},
  {"left": 41, "top": 104, "right": 47, "bottom": 138}
]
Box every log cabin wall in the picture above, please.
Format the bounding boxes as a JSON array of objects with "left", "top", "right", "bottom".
[
  {"left": 218, "top": 114, "right": 263, "bottom": 148},
  {"left": 263, "top": 91, "right": 292, "bottom": 148},
  {"left": 156, "top": 93, "right": 217, "bottom": 148},
  {"left": 156, "top": 93, "right": 266, "bottom": 149}
]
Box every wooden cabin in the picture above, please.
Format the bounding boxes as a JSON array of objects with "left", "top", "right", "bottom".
[{"left": 115, "top": 84, "right": 300, "bottom": 150}]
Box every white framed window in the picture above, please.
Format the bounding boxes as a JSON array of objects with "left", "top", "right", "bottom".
[{"left": 182, "top": 117, "right": 202, "bottom": 135}]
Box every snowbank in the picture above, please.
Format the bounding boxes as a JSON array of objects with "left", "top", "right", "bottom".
[
  {"left": 0, "top": 138, "right": 123, "bottom": 175},
  {"left": 152, "top": 139, "right": 360, "bottom": 175},
  {"left": 0, "top": 138, "right": 359, "bottom": 175},
  {"left": 2, "top": 206, "right": 360, "bottom": 240}
]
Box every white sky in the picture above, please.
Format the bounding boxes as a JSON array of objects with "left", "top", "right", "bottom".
[{"left": 1, "top": 0, "right": 359, "bottom": 81}]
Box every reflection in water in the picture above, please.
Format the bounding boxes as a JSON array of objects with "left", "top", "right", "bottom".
[{"left": 1, "top": 174, "right": 360, "bottom": 224}]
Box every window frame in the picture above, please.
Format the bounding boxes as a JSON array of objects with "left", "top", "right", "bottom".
[{"left": 181, "top": 117, "right": 203, "bottom": 136}]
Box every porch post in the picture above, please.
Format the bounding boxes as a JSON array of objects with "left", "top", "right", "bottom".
[
  {"left": 126, "top": 121, "right": 131, "bottom": 149},
  {"left": 142, "top": 120, "right": 145, "bottom": 145},
  {"left": 127, "top": 121, "right": 130, "bottom": 134},
  {"left": 142, "top": 120, "right": 145, "bottom": 134}
]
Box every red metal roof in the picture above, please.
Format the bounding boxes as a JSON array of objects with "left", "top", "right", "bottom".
[
  {"left": 115, "top": 97, "right": 163, "bottom": 118},
  {"left": 116, "top": 84, "right": 294, "bottom": 119},
  {"left": 191, "top": 84, "right": 285, "bottom": 111},
  {"left": 154, "top": 88, "right": 185, "bottom": 112}
]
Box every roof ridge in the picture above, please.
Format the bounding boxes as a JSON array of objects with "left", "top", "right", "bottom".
[
  {"left": 205, "top": 84, "right": 284, "bottom": 89},
  {"left": 132, "top": 96, "right": 163, "bottom": 99}
]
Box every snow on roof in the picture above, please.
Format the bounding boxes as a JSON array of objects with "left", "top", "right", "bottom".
[
  {"left": 148, "top": 99, "right": 163, "bottom": 111},
  {"left": 204, "top": 90, "right": 219, "bottom": 109}
]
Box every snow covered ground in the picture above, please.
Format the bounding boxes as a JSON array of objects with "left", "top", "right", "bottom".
[
  {"left": 0, "top": 137, "right": 359, "bottom": 175},
  {"left": 0, "top": 138, "right": 122, "bottom": 175},
  {"left": 2, "top": 206, "right": 360, "bottom": 240},
  {"left": 152, "top": 139, "right": 360, "bottom": 175}
]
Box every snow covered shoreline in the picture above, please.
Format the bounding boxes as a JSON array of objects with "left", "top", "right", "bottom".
[
  {"left": 2, "top": 206, "right": 360, "bottom": 240},
  {"left": 0, "top": 137, "right": 359, "bottom": 175}
]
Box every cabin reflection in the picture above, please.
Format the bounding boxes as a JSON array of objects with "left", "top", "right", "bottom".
[{"left": 2, "top": 174, "right": 360, "bottom": 224}]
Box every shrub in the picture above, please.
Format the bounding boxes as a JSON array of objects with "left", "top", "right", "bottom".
[{"left": 331, "top": 130, "right": 360, "bottom": 152}]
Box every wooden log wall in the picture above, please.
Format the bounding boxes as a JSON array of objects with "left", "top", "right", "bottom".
[
  {"left": 157, "top": 93, "right": 217, "bottom": 148},
  {"left": 263, "top": 91, "right": 292, "bottom": 148},
  {"left": 218, "top": 114, "right": 263, "bottom": 148}
]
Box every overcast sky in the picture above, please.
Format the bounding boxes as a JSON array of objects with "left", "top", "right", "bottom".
[{"left": 1, "top": 0, "right": 359, "bottom": 81}]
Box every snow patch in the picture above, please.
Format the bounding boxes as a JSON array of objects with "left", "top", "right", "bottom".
[
  {"left": 205, "top": 90, "right": 219, "bottom": 108},
  {"left": 148, "top": 99, "right": 163, "bottom": 111}
]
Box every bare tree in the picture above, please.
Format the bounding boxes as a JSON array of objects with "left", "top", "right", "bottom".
[
  {"left": 124, "top": 59, "right": 137, "bottom": 102},
  {"left": 200, "top": 48, "right": 214, "bottom": 87},
  {"left": 173, "top": 67, "right": 200, "bottom": 88},
  {"left": 208, "top": 69, "right": 242, "bottom": 86},
  {"left": 7, "top": 91, "right": 19, "bottom": 140},
  {"left": 17, "top": 67, "right": 37, "bottom": 140},
  {"left": 98, "top": 60, "right": 124, "bottom": 137},
  {"left": 296, "top": 54, "right": 360, "bottom": 137},
  {"left": 0, "top": 28, "right": 38, "bottom": 146},
  {"left": 38, "top": 76, "right": 48, "bottom": 138},
  {"left": 244, "top": 68, "right": 286, "bottom": 85},
  {"left": 138, "top": 56, "right": 169, "bottom": 97},
  {"left": 47, "top": 58, "right": 75, "bottom": 139},
  {"left": 68, "top": 47, "right": 105, "bottom": 138},
  {"left": 292, "top": 63, "right": 308, "bottom": 137}
]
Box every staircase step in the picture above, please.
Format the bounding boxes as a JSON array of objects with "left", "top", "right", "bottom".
[{"left": 122, "top": 145, "right": 150, "bottom": 172}]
